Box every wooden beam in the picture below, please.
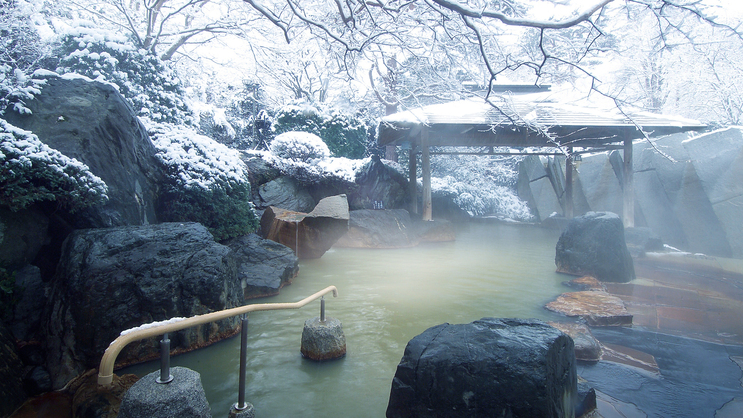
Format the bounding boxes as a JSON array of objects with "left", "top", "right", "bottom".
[
  {"left": 565, "top": 148, "right": 574, "bottom": 219},
  {"left": 623, "top": 133, "right": 634, "bottom": 228},
  {"left": 408, "top": 144, "right": 418, "bottom": 216},
  {"left": 421, "top": 128, "right": 432, "bottom": 221}
]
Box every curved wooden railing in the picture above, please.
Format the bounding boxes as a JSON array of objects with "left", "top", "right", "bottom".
[{"left": 98, "top": 285, "right": 339, "bottom": 386}]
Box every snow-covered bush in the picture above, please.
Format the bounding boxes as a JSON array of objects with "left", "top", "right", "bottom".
[
  {"left": 1, "top": 1, "right": 50, "bottom": 116},
  {"left": 430, "top": 151, "right": 532, "bottom": 220},
  {"left": 54, "top": 24, "right": 191, "bottom": 125},
  {"left": 273, "top": 101, "right": 370, "bottom": 159},
  {"left": 0, "top": 119, "right": 108, "bottom": 212},
  {"left": 269, "top": 131, "right": 330, "bottom": 161},
  {"left": 150, "top": 123, "right": 258, "bottom": 240}
]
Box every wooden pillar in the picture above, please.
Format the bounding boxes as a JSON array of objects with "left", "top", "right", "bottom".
[
  {"left": 421, "top": 128, "right": 432, "bottom": 221},
  {"left": 623, "top": 132, "right": 634, "bottom": 228},
  {"left": 408, "top": 143, "right": 418, "bottom": 216},
  {"left": 565, "top": 147, "right": 574, "bottom": 219}
]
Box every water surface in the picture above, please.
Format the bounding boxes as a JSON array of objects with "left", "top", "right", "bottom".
[{"left": 123, "top": 221, "right": 568, "bottom": 416}]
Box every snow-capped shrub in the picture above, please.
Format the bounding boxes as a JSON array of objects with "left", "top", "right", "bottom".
[
  {"left": 150, "top": 123, "right": 258, "bottom": 240},
  {"left": 273, "top": 101, "right": 370, "bottom": 159},
  {"left": 246, "top": 149, "right": 368, "bottom": 186},
  {"left": 54, "top": 25, "right": 191, "bottom": 125},
  {"left": 430, "top": 151, "right": 532, "bottom": 220},
  {"left": 0, "top": 119, "right": 108, "bottom": 212},
  {"left": 269, "top": 131, "right": 331, "bottom": 161}
]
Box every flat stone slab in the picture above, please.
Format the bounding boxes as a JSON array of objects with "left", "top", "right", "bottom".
[{"left": 545, "top": 291, "right": 633, "bottom": 327}]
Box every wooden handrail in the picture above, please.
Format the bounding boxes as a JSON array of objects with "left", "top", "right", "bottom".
[{"left": 98, "top": 285, "right": 338, "bottom": 386}]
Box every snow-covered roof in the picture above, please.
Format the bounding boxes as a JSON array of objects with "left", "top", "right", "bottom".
[{"left": 378, "top": 94, "right": 706, "bottom": 149}]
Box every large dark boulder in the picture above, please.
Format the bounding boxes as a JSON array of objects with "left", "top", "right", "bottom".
[
  {"left": 387, "top": 318, "right": 577, "bottom": 418},
  {"left": 225, "top": 233, "right": 298, "bottom": 299},
  {"left": 334, "top": 209, "right": 420, "bottom": 248},
  {"left": 4, "top": 75, "right": 162, "bottom": 229},
  {"left": 8, "top": 265, "right": 46, "bottom": 342},
  {"left": 555, "top": 211, "right": 635, "bottom": 283},
  {"left": 43, "top": 223, "right": 243, "bottom": 389},
  {"left": 348, "top": 154, "right": 409, "bottom": 210},
  {"left": 255, "top": 176, "right": 315, "bottom": 213}
]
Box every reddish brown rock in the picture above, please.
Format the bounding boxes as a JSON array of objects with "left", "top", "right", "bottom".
[
  {"left": 549, "top": 322, "right": 602, "bottom": 362},
  {"left": 261, "top": 194, "right": 349, "bottom": 259},
  {"left": 563, "top": 276, "right": 606, "bottom": 292},
  {"left": 545, "top": 291, "right": 633, "bottom": 327}
]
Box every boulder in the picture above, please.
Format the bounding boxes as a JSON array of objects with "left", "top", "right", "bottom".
[
  {"left": 43, "top": 223, "right": 243, "bottom": 389},
  {"left": 118, "top": 367, "right": 211, "bottom": 418},
  {"left": 9, "top": 265, "right": 46, "bottom": 341},
  {"left": 624, "top": 226, "right": 664, "bottom": 257},
  {"left": 4, "top": 75, "right": 162, "bottom": 228},
  {"left": 334, "top": 209, "right": 419, "bottom": 248},
  {"left": 416, "top": 219, "right": 456, "bottom": 243},
  {"left": 0, "top": 322, "right": 26, "bottom": 417},
  {"left": 348, "top": 154, "right": 409, "bottom": 210},
  {"left": 545, "top": 291, "right": 633, "bottom": 327},
  {"left": 387, "top": 318, "right": 577, "bottom": 418},
  {"left": 555, "top": 211, "right": 635, "bottom": 283},
  {"left": 241, "top": 153, "right": 281, "bottom": 187},
  {"left": 255, "top": 176, "right": 315, "bottom": 213},
  {"left": 261, "top": 195, "right": 349, "bottom": 259},
  {"left": 225, "top": 233, "right": 298, "bottom": 299},
  {"left": 300, "top": 317, "right": 347, "bottom": 361},
  {"left": 549, "top": 322, "right": 602, "bottom": 362}
]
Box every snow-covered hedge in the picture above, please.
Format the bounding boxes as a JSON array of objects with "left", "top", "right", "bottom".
[
  {"left": 0, "top": 119, "right": 108, "bottom": 212},
  {"left": 252, "top": 131, "right": 369, "bottom": 185},
  {"left": 269, "top": 131, "right": 331, "bottom": 161},
  {"left": 54, "top": 25, "right": 191, "bottom": 125},
  {"left": 150, "top": 123, "right": 258, "bottom": 240},
  {"left": 273, "top": 101, "right": 370, "bottom": 159},
  {"left": 431, "top": 152, "right": 532, "bottom": 220}
]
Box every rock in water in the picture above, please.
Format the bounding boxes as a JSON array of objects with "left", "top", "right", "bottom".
[
  {"left": 555, "top": 211, "right": 635, "bottom": 283},
  {"left": 118, "top": 367, "right": 211, "bottom": 418},
  {"left": 387, "top": 318, "right": 577, "bottom": 418},
  {"left": 225, "top": 233, "right": 298, "bottom": 300},
  {"left": 545, "top": 291, "right": 633, "bottom": 327},
  {"left": 300, "top": 317, "right": 347, "bottom": 361},
  {"left": 261, "top": 194, "right": 349, "bottom": 259},
  {"left": 333, "top": 209, "right": 419, "bottom": 248}
]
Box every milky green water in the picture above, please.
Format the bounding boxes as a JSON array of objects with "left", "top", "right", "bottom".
[{"left": 121, "top": 221, "right": 569, "bottom": 417}]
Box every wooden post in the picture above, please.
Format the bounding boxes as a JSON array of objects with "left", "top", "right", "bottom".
[
  {"left": 408, "top": 143, "right": 418, "bottom": 216},
  {"left": 421, "top": 128, "right": 432, "bottom": 221},
  {"left": 565, "top": 147, "right": 574, "bottom": 219},
  {"left": 622, "top": 132, "right": 634, "bottom": 228}
]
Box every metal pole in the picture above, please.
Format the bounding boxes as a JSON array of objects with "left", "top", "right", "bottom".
[
  {"left": 156, "top": 333, "right": 173, "bottom": 384},
  {"left": 236, "top": 315, "right": 249, "bottom": 410},
  {"left": 320, "top": 297, "right": 326, "bottom": 322}
]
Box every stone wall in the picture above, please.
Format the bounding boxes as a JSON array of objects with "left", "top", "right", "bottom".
[{"left": 518, "top": 127, "right": 743, "bottom": 258}]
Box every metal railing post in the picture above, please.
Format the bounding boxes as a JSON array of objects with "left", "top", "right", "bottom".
[
  {"left": 320, "top": 297, "right": 326, "bottom": 322},
  {"left": 156, "top": 333, "right": 173, "bottom": 384},
  {"left": 236, "top": 315, "right": 249, "bottom": 410}
]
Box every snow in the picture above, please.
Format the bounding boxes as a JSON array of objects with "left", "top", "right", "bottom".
[
  {"left": 150, "top": 123, "right": 249, "bottom": 190},
  {"left": 119, "top": 317, "right": 188, "bottom": 337}
]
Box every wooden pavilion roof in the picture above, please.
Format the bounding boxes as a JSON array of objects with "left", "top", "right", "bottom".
[{"left": 377, "top": 95, "right": 707, "bottom": 150}]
